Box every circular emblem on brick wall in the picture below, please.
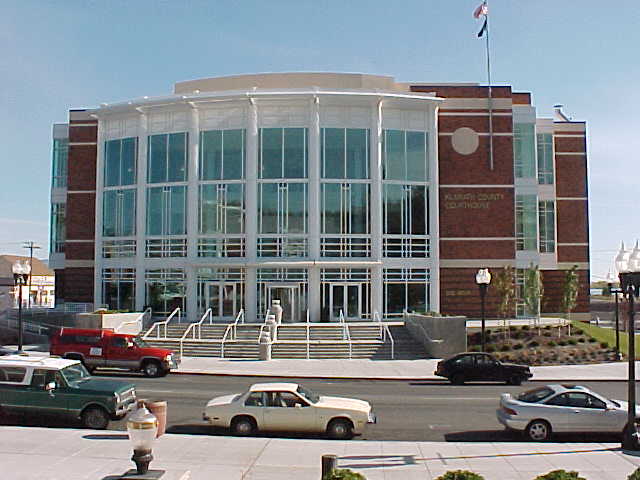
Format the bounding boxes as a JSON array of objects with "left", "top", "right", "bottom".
[{"left": 451, "top": 127, "right": 479, "bottom": 155}]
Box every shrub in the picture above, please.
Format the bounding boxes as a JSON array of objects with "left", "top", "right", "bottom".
[
  {"left": 628, "top": 467, "right": 640, "bottom": 480},
  {"left": 513, "top": 343, "right": 524, "bottom": 350},
  {"left": 528, "top": 340, "right": 540, "bottom": 348},
  {"left": 577, "top": 337, "right": 586, "bottom": 343},
  {"left": 499, "top": 344, "right": 511, "bottom": 352},
  {"left": 534, "top": 470, "right": 586, "bottom": 480},
  {"left": 600, "top": 342, "right": 609, "bottom": 349},
  {"left": 509, "top": 325, "right": 518, "bottom": 332},
  {"left": 435, "top": 471, "right": 485, "bottom": 480},
  {"left": 522, "top": 325, "right": 530, "bottom": 331},
  {"left": 469, "top": 345, "right": 480, "bottom": 352},
  {"left": 485, "top": 345, "right": 496, "bottom": 353},
  {"left": 558, "top": 340, "right": 568, "bottom": 346},
  {"left": 547, "top": 340, "right": 557, "bottom": 347},
  {"left": 323, "top": 469, "right": 366, "bottom": 480},
  {"left": 544, "top": 325, "right": 552, "bottom": 330},
  {"left": 543, "top": 331, "right": 552, "bottom": 337},
  {"left": 574, "top": 328, "right": 584, "bottom": 335},
  {"left": 588, "top": 337, "right": 597, "bottom": 343},
  {"left": 568, "top": 339, "right": 577, "bottom": 345}
]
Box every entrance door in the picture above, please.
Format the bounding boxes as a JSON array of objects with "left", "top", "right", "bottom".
[
  {"left": 205, "top": 282, "right": 237, "bottom": 321},
  {"left": 329, "top": 284, "right": 361, "bottom": 321},
  {"left": 267, "top": 285, "right": 297, "bottom": 323}
]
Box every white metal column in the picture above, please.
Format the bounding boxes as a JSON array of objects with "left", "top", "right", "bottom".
[
  {"left": 370, "top": 99, "right": 384, "bottom": 318},
  {"left": 428, "top": 105, "right": 440, "bottom": 312},
  {"left": 308, "top": 96, "right": 321, "bottom": 322},
  {"left": 186, "top": 107, "right": 200, "bottom": 321},
  {"left": 135, "top": 113, "right": 148, "bottom": 311},
  {"left": 93, "top": 118, "right": 105, "bottom": 307},
  {"left": 245, "top": 98, "right": 258, "bottom": 321}
]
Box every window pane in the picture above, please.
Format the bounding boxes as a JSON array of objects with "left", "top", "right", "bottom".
[
  {"left": 322, "top": 128, "right": 345, "bottom": 178},
  {"left": 514, "top": 124, "right": 536, "bottom": 179},
  {"left": 408, "top": 283, "right": 426, "bottom": 313},
  {"left": 52, "top": 139, "right": 68, "bottom": 188},
  {"left": 287, "top": 183, "right": 307, "bottom": 233},
  {"left": 537, "top": 133, "right": 554, "bottom": 184},
  {"left": 146, "top": 188, "right": 163, "bottom": 235},
  {"left": 223, "top": 130, "right": 244, "bottom": 179},
  {"left": 384, "top": 185, "right": 403, "bottom": 234},
  {"left": 410, "top": 186, "right": 426, "bottom": 235},
  {"left": 260, "top": 183, "right": 279, "bottom": 233},
  {"left": 284, "top": 128, "right": 306, "bottom": 178},
  {"left": 516, "top": 194, "right": 538, "bottom": 251},
  {"left": 199, "top": 185, "right": 218, "bottom": 234},
  {"left": 148, "top": 135, "right": 167, "bottom": 183},
  {"left": 350, "top": 184, "right": 368, "bottom": 234},
  {"left": 122, "top": 189, "right": 136, "bottom": 236},
  {"left": 260, "top": 128, "right": 282, "bottom": 179},
  {"left": 121, "top": 138, "right": 137, "bottom": 185},
  {"left": 168, "top": 133, "right": 187, "bottom": 182},
  {"left": 322, "top": 183, "right": 341, "bottom": 233},
  {"left": 169, "top": 186, "right": 186, "bottom": 235},
  {"left": 386, "top": 283, "right": 405, "bottom": 313},
  {"left": 406, "top": 131, "right": 427, "bottom": 181},
  {"left": 226, "top": 184, "right": 244, "bottom": 234},
  {"left": 383, "top": 130, "right": 405, "bottom": 180},
  {"left": 103, "top": 190, "right": 117, "bottom": 236},
  {"left": 200, "top": 130, "right": 222, "bottom": 180},
  {"left": 346, "top": 129, "right": 368, "bottom": 179},
  {"left": 105, "top": 140, "right": 121, "bottom": 187}
]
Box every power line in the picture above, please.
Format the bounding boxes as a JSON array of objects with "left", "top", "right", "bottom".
[{"left": 23, "top": 241, "right": 41, "bottom": 309}]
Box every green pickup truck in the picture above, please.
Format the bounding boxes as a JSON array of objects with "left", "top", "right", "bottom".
[{"left": 0, "top": 355, "right": 137, "bottom": 429}]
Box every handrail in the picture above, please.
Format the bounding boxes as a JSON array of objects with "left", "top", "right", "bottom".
[
  {"left": 257, "top": 323, "right": 268, "bottom": 344},
  {"left": 374, "top": 311, "right": 383, "bottom": 339},
  {"left": 143, "top": 307, "right": 180, "bottom": 339},
  {"left": 306, "top": 309, "right": 310, "bottom": 323},
  {"left": 306, "top": 322, "right": 310, "bottom": 359},
  {"left": 231, "top": 309, "right": 244, "bottom": 340},
  {"left": 345, "top": 323, "right": 352, "bottom": 359},
  {"left": 220, "top": 324, "right": 233, "bottom": 358},
  {"left": 383, "top": 324, "right": 395, "bottom": 359},
  {"left": 264, "top": 309, "right": 271, "bottom": 323},
  {"left": 115, "top": 307, "right": 151, "bottom": 334}
]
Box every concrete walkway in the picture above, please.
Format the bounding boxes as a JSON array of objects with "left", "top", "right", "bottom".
[
  {"left": 3, "top": 426, "right": 640, "bottom": 480},
  {"left": 175, "top": 356, "right": 640, "bottom": 381}
]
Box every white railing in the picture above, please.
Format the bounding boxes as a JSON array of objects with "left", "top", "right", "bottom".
[
  {"left": 257, "top": 323, "right": 268, "bottom": 344},
  {"left": 382, "top": 324, "right": 395, "bottom": 359},
  {"left": 143, "top": 307, "right": 181, "bottom": 339},
  {"left": 373, "top": 311, "right": 383, "bottom": 339},
  {"left": 0, "top": 315, "right": 49, "bottom": 336},
  {"left": 220, "top": 323, "right": 233, "bottom": 358},
  {"left": 115, "top": 307, "right": 151, "bottom": 334},
  {"left": 306, "top": 322, "right": 310, "bottom": 359},
  {"left": 345, "top": 323, "right": 352, "bottom": 359},
  {"left": 306, "top": 309, "right": 310, "bottom": 323},
  {"left": 231, "top": 309, "right": 245, "bottom": 340}
]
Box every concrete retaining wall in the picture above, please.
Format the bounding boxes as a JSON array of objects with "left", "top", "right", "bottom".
[{"left": 404, "top": 314, "right": 467, "bottom": 358}]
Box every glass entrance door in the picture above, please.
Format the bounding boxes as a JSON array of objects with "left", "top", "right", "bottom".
[
  {"left": 205, "top": 282, "right": 237, "bottom": 321},
  {"left": 267, "top": 285, "right": 298, "bottom": 323},
  {"left": 329, "top": 283, "right": 361, "bottom": 321}
]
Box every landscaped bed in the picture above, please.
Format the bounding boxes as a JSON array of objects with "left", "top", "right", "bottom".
[{"left": 467, "top": 321, "right": 622, "bottom": 365}]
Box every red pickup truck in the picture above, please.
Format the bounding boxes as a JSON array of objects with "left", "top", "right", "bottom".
[{"left": 50, "top": 328, "right": 179, "bottom": 377}]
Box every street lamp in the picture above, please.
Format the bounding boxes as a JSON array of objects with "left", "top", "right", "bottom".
[
  {"left": 476, "top": 268, "right": 492, "bottom": 352},
  {"left": 606, "top": 270, "right": 622, "bottom": 360},
  {"left": 12, "top": 260, "right": 31, "bottom": 353},
  {"left": 616, "top": 241, "right": 640, "bottom": 451},
  {"left": 126, "top": 400, "right": 163, "bottom": 477}
]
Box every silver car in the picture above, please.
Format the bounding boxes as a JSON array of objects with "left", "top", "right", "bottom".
[{"left": 497, "top": 384, "right": 638, "bottom": 441}]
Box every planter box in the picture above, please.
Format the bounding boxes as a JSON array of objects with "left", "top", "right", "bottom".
[
  {"left": 404, "top": 314, "right": 467, "bottom": 358},
  {"left": 75, "top": 312, "right": 142, "bottom": 335}
]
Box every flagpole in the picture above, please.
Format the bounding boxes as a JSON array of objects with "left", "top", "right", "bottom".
[{"left": 484, "top": 1, "right": 494, "bottom": 171}]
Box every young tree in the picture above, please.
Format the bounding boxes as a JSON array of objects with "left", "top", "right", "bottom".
[
  {"left": 494, "top": 266, "right": 516, "bottom": 319},
  {"left": 561, "top": 265, "right": 580, "bottom": 322},
  {"left": 524, "top": 263, "right": 544, "bottom": 326}
]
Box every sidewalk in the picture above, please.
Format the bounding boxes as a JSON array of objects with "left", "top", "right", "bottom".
[
  {"left": 2, "top": 426, "right": 640, "bottom": 480},
  {"left": 175, "top": 357, "right": 640, "bottom": 382}
]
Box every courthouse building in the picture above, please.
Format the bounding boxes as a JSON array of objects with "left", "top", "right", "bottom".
[{"left": 49, "top": 73, "right": 590, "bottom": 322}]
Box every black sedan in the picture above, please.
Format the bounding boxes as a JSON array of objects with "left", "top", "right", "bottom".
[{"left": 434, "top": 352, "right": 533, "bottom": 385}]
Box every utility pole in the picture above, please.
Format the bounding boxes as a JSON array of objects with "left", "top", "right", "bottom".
[{"left": 22, "top": 241, "right": 41, "bottom": 309}]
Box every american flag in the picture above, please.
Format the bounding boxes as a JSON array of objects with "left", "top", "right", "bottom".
[{"left": 473, "top": 2, "right": 488, "bottom": 19}]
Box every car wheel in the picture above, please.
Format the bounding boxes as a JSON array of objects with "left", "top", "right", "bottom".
[
  {"left": 507, "top": 374, "right": 523, "bottom": 386},
  {"left": 526, "top": 420, "right": 551, "bottom": 441},
  {"left": 231, "top": 416, "right": 256, "bottom": 436},
  {"left": 142, "top": 360, "right": 162, "bottom": 378},
  {"left": 327, "top": 419, "right": 354, "bottom": 440},
  {"left": 82, "top": 406, "right": 110, "bottom": 430},
  {"left": 450, "top": 373, "right": 465, "bottom": 385}
]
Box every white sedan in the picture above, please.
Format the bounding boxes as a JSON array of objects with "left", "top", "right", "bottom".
[
  {"left": 203, "top": 382, "right": 376, "bottom": 439},
  {"left": 497, "top": 384, "right": 638, "bottom": 441}
]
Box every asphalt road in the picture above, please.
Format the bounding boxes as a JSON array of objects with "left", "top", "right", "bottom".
[
  {"left": 3, "top": 372, "right": 637, "bottom": 442},
  {"left": 42, "top": 373, "right": 640, "bottom": 442}
]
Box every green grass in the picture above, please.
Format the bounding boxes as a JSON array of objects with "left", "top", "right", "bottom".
[{"left": 571, "top": 320, "right": 637, "bottom": 358}]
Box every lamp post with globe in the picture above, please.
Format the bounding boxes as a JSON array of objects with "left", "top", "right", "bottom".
[{"left": 12, "top": 260, "right": 31, "bottom": 353}]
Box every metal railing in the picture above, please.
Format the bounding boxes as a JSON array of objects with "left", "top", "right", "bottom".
[
  {"left": 178, "top": 309, "right": 211, "bottom": 357},
  {"left": 382, "top": 324, "right": 395, "bottom": 359},
  {"left": 373, "top": 311, "right": 383, "bottom": 339},
  {"left": 143, "top": 307, "right": 181, "bottom": 339},
  {"left": 345, "top": 321, "right": 352, "bottom": 359},
  {"left": 115, "top": 307, "right": 151, "bottom": 334},
  {"left": 306, "top": 309, "right": 310, "bottom": 323},
  {"left": 220, "top": 323, "right": 232, "bottom": 358},
  {"left": 231, "top": 309, "right": 244, "bottom": 340},
  {"left": 306, "top": 321, "right": 310, "bottom": 359}
]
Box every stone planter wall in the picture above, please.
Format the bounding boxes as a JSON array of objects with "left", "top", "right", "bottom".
[
  {"left": 75, "top": 313, "right": 142, "bottom": 334},
  {"left": 404, "top": 313, "right": 467, "bottom": 358}
]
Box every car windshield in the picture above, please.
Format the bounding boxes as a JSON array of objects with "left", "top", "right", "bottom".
[
  {"left": 517, "top": 387, "right": 555, "bottom": 403},
  {"left": 60, "top": 363, "right": 91, "bottom": 384},
  {"left": 133, "top": 337, "right": 148, "bottom": 348},
  {"left": 296, "top": 385, "right": 320, "bottom": 404}
]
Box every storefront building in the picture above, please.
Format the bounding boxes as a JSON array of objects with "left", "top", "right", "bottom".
[{"left": 49, "top": 73, "right": 590, "bottom": 322}]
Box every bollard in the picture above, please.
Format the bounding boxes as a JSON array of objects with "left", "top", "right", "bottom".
[{"left": 321, "top": 454, "right": 337, "bottom": 478}]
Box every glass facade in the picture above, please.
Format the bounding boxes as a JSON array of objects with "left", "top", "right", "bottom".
[
  {"left": 514, "top": 123, "right": 536, "bottom": 179},
  {"left": 50, "top": 203, "right": 65, "bottom": 253},
  {"left": 200, "top": 129, "right": 245, "bottom": 180},
  {"left": 147, "top": 133, "right": 188, "bottom": 183},
  {"left": 516, "top": 194, "right": 538, "bottom": 251},
  {"left": 538, "top": 200, "right": 556, "bottom": 253},
  {"left": 105, "top": 138, "right": 137, "bottom": 186},
  {"left": 259, "top": 128, "right": 307, "bottom": 179},
  {"left": 536, "top": 133, "right": 554, "bottom": 184},
  {"left": 102, "top": 268, "right": 135, "bottom": 311},
  {"left": 321, "top": 128, "right": 369, "bottom": 179},
  {"left": 103, "top": 189, "right": 136, "bottom": 237},
  {"left": 382, "top": 130, "right": 428, "bottom": 181},
  {"left": 52, "top": 139, "right": 68, "bottom": 188},
  {"left": 145, "top": 269, "right": 186, "bottom": 315},
  {"left": 146, "top": 186, "right": 186, "bottom": 236}
]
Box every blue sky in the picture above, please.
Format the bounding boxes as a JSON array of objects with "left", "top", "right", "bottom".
[{"left": 1, "top": 0, "right": 638, "bottom": 281}]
